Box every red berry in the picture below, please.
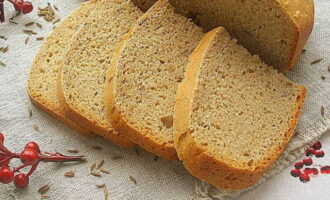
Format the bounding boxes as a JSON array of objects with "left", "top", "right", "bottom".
[
  {"left": 299, "top": 174, "right": 310, "bottom": 183},
  {"left": 14, "top": 173, "right": 29, "bottom": 188},
  {"left": 0, "top": 167, "right": 14, "bottom": 184},
  {"left": 303, "top": 157, "right": 313, "bottom": 166},
  {"left": 312, "top": 141, "right": 322, "bottom": 150},
  {"left": 294, "top": 161, "right": 304, "bottom": 169},
  {"left": 304, "top": 168, "right": 318, "bottom": 175},
  {"left": 25, "top": 142, "right": 40, "bottom": 153},
  {"left": 320, "top": 166, "right": 330, "bottom": 174},
  {"left": 305, "top": 148, "right": 316, "bottom": 156},
  {"left": 20, "top": 148, "right": 39, "bottom": 165},
  {"left": 14, "top": 0, "right": 24, "bottom": 11},
  {"left": 315, "top": 150, "right": 325, "bottom": 158},
  {"left": 21, "top": 2, "right": 33, "bottom": 14},
  {"left": 290, "top": 169, "right": 301, "bottom": 177}
]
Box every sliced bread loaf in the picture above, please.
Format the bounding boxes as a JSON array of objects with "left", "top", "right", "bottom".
[
  {"left": 27, "top": 0, "right": 97, "bottom": 136},
  {"left": 57, "top": 0, "right": 143, "bottom": 147},
  {"left": 174, "top": 27, "right": 306, "bottom": 190},
  {"left": 105, "top": 0, "right": 204, "bottom": 160},
  {"left": 132, "top": 0, "right": 314, "bottom": 72}
]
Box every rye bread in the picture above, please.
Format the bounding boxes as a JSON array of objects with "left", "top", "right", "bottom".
[{"left": 173, "top": 27, "right": 307, "bottom": 190}]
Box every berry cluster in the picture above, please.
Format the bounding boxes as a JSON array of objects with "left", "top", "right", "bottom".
[
  {"left": 0, "top": 0, "right": 33, "bottom": 22},
  {"left": 290, "top": 141, "right": 329, "bottom": 183},
  {"left": 0, "top": 133, "right": 84, "bottom": 188}
]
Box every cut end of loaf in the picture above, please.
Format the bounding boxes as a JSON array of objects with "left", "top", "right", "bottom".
[{"left": 174, "top": 27, "right": 306, "bottom": 190}]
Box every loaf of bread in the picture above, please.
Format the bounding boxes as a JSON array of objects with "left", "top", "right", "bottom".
[
  {"left": 27, "top": 1, "right": 97, "bottom": 136},
  {"left": 174, "top": 27, "right": 306, "bottom": 191},
  {"left": 132, "top": 0, "right": 314, "bottom": 72},
  {"left": 105, "top": 0, "right": 204, "bottom": 160},
  {"left": 57, "top": 0, "right": 143, "bottom": 147}
]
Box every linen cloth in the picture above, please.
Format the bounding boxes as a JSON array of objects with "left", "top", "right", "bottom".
[{"left": 0, "top": 0, "right": 329, "bottom": 199}]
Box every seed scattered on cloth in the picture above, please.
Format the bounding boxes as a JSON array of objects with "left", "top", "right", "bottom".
[
  {"left": 97, "top": 183, "right": 105, "bottom": 188},
  {"left": 25, "top": 22, "right": 35, "bottom": 26},
  {"left": 9, "top": 20, "right": 18, "bottom": 24},
  {"left": 129, "top": 176, "right": 137, "bottom": 184},
  {"left": 100, "top": 168, "right": 110, "bottom": 174},
  {"left": 321, "top": 106, "right": 325, "bottom": 117},
  {"left": 64, "top": 171, "right": 75, "bottom": 177},
  {"left": 321, "top": 76, "right": 326, "bottom": 80},
  {"left": 67, "top": 149, "right": 79, "bottom": 154},
  {"left": 23, "top": 29, "right": 37, "bottom": 35},
  {"left": 0, "top": 36, "right": 7, "bottom": 40},
  {"left": 91, "top": 171, "right": 102, "bottom": 177},
  {"left": 311, "top": 58, "right": 323, "bottom": 65},
  {"left": 38, "top": 185, "right": 50, "bottom": 194}
]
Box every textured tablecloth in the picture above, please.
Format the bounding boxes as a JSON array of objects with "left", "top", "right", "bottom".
[{"left": 0, "top": 0, "right": 329, "bottom": 199}]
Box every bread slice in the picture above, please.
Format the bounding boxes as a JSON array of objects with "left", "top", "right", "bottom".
[
  {"left": 27, "top": 1, "right": 98, "bottom": 136},
  {"left": 105, "top": 0, "right": 204, "bottom": 160},
  {"left": 173, "top": 27, "right": 307, "bottom": 191},
  {"left": 57, "top": 0, "right": 143, "bottom": 147},
  {"left": 132, "top": 0, "right": 314, "bottom": 72}
]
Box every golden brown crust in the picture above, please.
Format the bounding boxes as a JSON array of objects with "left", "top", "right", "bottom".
[
  {"left": 104, "top": 1, "right": 178, "bottom": 160},
  {"left": 173, "top": 27, "right": 307, "bottom": 190}
]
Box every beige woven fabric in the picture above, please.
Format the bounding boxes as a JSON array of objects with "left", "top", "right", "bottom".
[{"left": 0, "top": 0, "right": 329, "bottom": 199}]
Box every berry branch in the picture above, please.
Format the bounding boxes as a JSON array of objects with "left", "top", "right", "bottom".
[
  {"left": 0, "top": 0, "right": 33, "bottom": 22},
  {"left": 0, "top": 133, "right": 85, "bottom": 188}
]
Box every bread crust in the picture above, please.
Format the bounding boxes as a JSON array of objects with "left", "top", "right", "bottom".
[
  {"left": 173, "top": 27, "right": 307, "bottom": 190},
  {"left": 133, "top": 0, "right": 314, "bottom": 72},
  {"left": 104, "top": 0, "right": 178, "bottom": 160},
  {"left": 27, "top": 1, "right": 98, "bottom": 137}
]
